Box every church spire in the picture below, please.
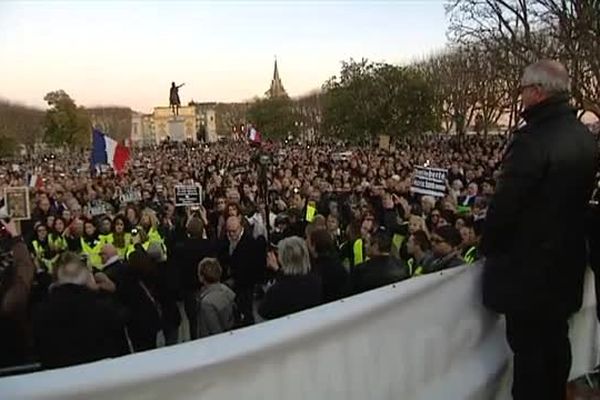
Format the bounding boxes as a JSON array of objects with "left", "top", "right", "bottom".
[{"left": 266, "top": 57, "right": 287, "bottom": 98}]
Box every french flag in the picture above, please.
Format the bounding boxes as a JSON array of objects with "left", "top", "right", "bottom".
[
  {"left": 248, "top": 126, "right": 262, "bottom": 144},
  {"left": 91, "top": 129, "right": 130, "bottom": 173}
]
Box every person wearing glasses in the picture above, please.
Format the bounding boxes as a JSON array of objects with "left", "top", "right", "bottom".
[{"left": 481, "top": 60, "right": 599, "bottom": 400}]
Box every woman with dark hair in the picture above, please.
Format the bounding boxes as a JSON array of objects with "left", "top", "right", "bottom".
[
  {"left": 48, "top": 217, "right": 68, "bottom": 256},
  {"left": 125, "top": 206, "right": 140, "bottom": 232},
  {"left": 102, "top": 216, "right": 131, "bottom": 259},
  {"left": 31, "top": 223, "right": 57, "bottom": 272},
  {"left": 307, "top": 228, "right": 349, "bottom": 303}
]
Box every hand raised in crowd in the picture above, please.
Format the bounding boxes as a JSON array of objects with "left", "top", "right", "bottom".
[
  {"left": 93, "top": 272, "right": 116, "bottom": 293},
  {"left": 1, "top": 218, "right": 19, "bottom": 238},
  {"left": 266, "top": 251, "right": 279, "bottom": 272}
]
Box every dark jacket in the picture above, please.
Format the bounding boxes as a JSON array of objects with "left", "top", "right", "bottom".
[
  {"left": 258, "top": 273, "right": 323, "bottom": 320},
  {"left": 33, "top": 284, "right": 127, "bottom": 369},
  {"left": 311, "top": 254, "right": 350, "bottom": 303},
  {"left": 103, "top": 258, "right": 161, "bottom": 352},
  {"left": 218, "top": 231, "right": 266, "bottom": 290},
  {"left": 0, "top": 240, "right": 35, "bottom": 368},
  {"left": 351, "top": 255, "right": 410, "bottom": 295},
  {"left": 174, "top": 237, "right": 214, "bottom": 292},
  {"left": 482, "top": 96, "right": 599, "bottom": 316},
  {"left": 422, "top": 252, "right": 465, "bottom": 274}
]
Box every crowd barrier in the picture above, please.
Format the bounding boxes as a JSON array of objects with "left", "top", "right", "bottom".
[{"left": 1, "top": 264, "right": 599, "bottom": 400}]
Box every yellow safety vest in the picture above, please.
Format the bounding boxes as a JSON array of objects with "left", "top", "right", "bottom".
[
  {"left": 98, "top": 233, "right": 112, "bottom": 245},
  {"left": 125, "top": 241, "right": 151, "bottom": 259},
  {"left": 148, "top": 227, "right": 167, "bottom": 257},
  {"left": 391, "top": 233, "right": 405, "bottom": 259},
  {"left": 80, "top": 237, "right": 104, "bottom": 269},
  {"left": 48, "top": 233, "right": 68, "bottom": 253},
  {"left": 464, "top": 246, "right": 477, "bottom": 264},
  {"left": 32, "top": 240, "right": 58, "bottom": 272},
  {"left": 306, "top": 203, "right": 317, "bottom": 223},
  {"left": 101, "top": 233, "right": 132, "bottom": 259},
  {"left": 353, "top": 238, "right": 365, "bottom": 267},
  {"left": 407, "top": 258, "right": 423, "bottom": 277}
]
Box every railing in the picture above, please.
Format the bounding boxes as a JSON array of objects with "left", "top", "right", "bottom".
[{"left": 1, "top": 265, "right": 598, "bottom": 400}]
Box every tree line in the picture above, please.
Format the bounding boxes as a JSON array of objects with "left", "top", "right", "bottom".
[
  {"left": 249, "top": 0, "right": 598, "bottom": 140},
  {"left": 1, "top": 0, "right": 597, "bottom": 149}
]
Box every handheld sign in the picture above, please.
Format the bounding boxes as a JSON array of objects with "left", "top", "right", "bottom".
[
  {"left": 378, "top": 135, "right": 390, "bottom": 151},
  {"left": 175, "top": 185, "right": 202, "bottom": 207},
  {"left": 3, "top": 187, "right": 31, "bottom": 220},
  {"left": 410, "top": 166, "right": 448, "bottom": 198},
  {"left": 120, "top": 190, "right": 142, "bottom": 204},
  {"left": 89, "top": 203, "right": 109, "bottom": 217}
]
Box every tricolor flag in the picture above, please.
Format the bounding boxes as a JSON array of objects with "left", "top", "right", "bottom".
[
  {"left": 248, "top": 126, "right": 262, "bottom": 144},
  {"left": 29, "top": 174, "right": 44, "bottom": 189},
  {"left": 91, "top": 129, "right": 130, "bottom": 173}
]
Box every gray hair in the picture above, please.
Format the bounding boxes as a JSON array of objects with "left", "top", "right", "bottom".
[
  {"left": 56, "top": 254, "right": 90, "bottom": 286},
  {"left": 521, "top": 59, "right": 570, "bottom": 95},
  {"left": 277, "top": 236, "right": 311, "bottom": 276}
]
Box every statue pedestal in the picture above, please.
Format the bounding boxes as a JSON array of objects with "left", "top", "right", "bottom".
[{"left": 168, "top": 118, "right": 186, "bottom": 142}]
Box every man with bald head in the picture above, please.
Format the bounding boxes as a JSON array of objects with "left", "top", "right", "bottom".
[
  {"left": 219, "top": 215, "right": 266, "bottom": 326},
  {"left": 482, "top": 60, "right": 598, "bottom": 399}
]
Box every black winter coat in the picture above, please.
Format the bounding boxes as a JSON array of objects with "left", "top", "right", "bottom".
[
  {"left": 174, "top": 237, "right": 214, "bottom": 292},
  {"left": 218, "top": 232, "right": 266, "bottom": 290},
  {"left": 481, "top": 96, "right": 599, "bottom": 316},
  {"left": 33, "top": 284, "right": 128, "bottom": 369},
  {"left": 311, "top": 254, "right": 350, "bottom": 303},
  {"left": 351, "top": 255, "right": 410, "bottom": 295},
  {"left": 258, "top": 273, "right": 323, "bottom": 320}
]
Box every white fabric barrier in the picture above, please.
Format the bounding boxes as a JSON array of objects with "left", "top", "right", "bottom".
[{"left": 2, "top": 265, "right": 599, "bottom": 400}]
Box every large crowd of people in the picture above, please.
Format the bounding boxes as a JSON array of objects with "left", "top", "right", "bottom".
[{"left": 0, "top": 129, "right": 596, "bottom": 372}]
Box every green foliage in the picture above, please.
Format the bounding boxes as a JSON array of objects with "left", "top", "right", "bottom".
[
  {"left": 321, "top": 59, "right": 440, "bottom": 141},
  {"left": 43, "top": 90, "right": 91, "bottom": 147},
  {"left": 0, "top": 101, "right": 44, "bottom": 149},
  {"left": 247, "top": 96, "right": 298, "bottom": 139},
  {"left": 0, "top": 135, "right": 18, "bottom": 157}
]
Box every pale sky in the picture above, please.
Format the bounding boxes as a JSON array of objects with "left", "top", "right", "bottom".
[{"left": 0, "top": 0, "right": 448, "bottom": 113}]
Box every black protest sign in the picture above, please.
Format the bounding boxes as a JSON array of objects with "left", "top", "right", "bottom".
[{"left": 175, "top": 185, "right": 202, "bottom": 207}]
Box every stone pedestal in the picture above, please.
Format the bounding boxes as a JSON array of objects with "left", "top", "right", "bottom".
[{"left": 168, "top": 117, "right": 186, "bottom": 142}]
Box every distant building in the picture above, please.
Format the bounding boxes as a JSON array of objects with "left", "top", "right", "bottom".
[
  {"left": 265, "top": 59, "right": 288, "bottom": 98},
  {"left": 189, "top": 102, "right": 219, "bottom": 142},
  {"left": 152, "top": 105, "right": 198, "bottom": 143}
]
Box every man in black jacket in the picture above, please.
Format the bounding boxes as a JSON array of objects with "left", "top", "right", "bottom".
[
  {"left": 173, "top": 217, "right": 213, "bottom": 340},
  {"left": 351, "top": 228, "right": 409, "bottom": 295},
  {"left": 218, "top": 216, "right": 266, "bottom": 326},
  {"left": 481, "top": 60, "right": 599, "bottom": 400},
  {"left": 33, "top": 252, "right": 127, "bottom": 368}
]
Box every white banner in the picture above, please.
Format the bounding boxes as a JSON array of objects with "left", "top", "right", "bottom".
[{"left": 1, "top": 266, "right": 598, "bottom": 400}]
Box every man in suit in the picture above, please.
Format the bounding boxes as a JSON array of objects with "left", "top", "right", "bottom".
[
  {"left": 482, "top": 60, "right": 599, "bottom": 400},
  {"left": 218, "top": 216, "right": 266, "bottom": 326}
]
